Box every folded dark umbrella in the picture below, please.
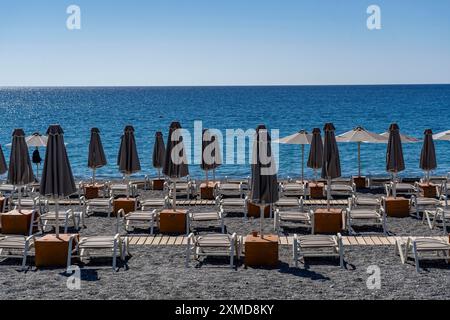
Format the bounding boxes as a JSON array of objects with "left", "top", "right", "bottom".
[
  {"left": 152, "top": 131, "right": 165, "bottom": 179},
  {"left": 40, "top": 125, "right": 76, "bottom": 236},
  {"left": 386, "top": 123, "right": 405, "bottom": 198},
  {"left": 200, "top": 129, "right": 221, "bottom": 183},
  {"left": 307, "top": 128, "right": 323, "bottom": 181},
  {"left": 88, "top": 128, "right": 107, "bottom": 183},
  {"left": 117, "top": 126, "right": 141, "bottom": 198},
  {"left": 117, "top": 126, "right": 141, "bottom": 175},
  {"left": 8, "top": 129, "right": 35, "bottom": 187},
  {"left": 420, "top": 129, "right": 437, "bottom": 182},
  {"left": 0, "top": 145, "right": 7, "bottom": 175},
  {"left": 251, "top": 125, "right": 278, "bottom": 236},
  {"left": 32, "top": 148, "right": 42, "bottom": 164},
  {"left": 163, "top": 122, "right": 189, "bottom": 208},
  {"left": 321, "top": 123, "right": 341, "bottom": 209}
]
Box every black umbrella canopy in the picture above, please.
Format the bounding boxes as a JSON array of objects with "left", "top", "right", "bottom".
[
  {"left": 386, "top": 123, "right": 405, "bottom": 173},
  {"left": 40, "top": 125, "right": 76, "bottom": 197},
  {"left": 250, "top": 125, "right": 279, "bottom": 205},
  {"left": 88, "top": 128, "right": 107, "bottom": 169},
  {"left": 117, "top": 125, "right": 141, "bottom": 175},
  {"left": 307, "top": 128, "right": 323, "bottom": 170},
  {"left": 163, "top": 122, "right": 189, "bottom": 178},
  {"left": 0, "top": 145, "right": 7, "bottom": 175},
  {"left": 7, "top": 129, "right": 35, "bottom": 185},
  {"left": 200, "top": 129, "right": 221, "bottom": 171},
  {"left": 32, "top": 148, "right": 42, "bottom": 164},
  {"left": 420, "top": 129, "right": 437, "bottom": 171},
  {"left": 152, "top": 131, "right": 165, "bottom": 169},
  {"left": 321, "top": 123, "right": 341, "bottom": 179}
]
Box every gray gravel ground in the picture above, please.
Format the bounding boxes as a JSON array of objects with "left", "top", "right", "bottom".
[{"left": 0, "top": 187, "right": 449, "bottom": 300}]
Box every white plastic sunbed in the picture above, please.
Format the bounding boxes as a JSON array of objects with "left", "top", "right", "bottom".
[
  {"left": 395, "top": 237, "right": 450, "bottom": 272},
  {"left": 186, "top": 233, "right": 241, "bottom": 269},
  {"left": 292, "top": 234, "right": 344, "bottom": 268}
]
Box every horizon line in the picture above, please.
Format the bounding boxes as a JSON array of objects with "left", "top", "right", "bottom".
[{"left": 1, "top": 83, "right": 450, "bottom": 89}]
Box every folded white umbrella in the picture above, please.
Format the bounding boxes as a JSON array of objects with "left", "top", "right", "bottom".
[
  {"left": 337, "top": 126, "right": 386, "bottom": 177},
  {"left": 433, "top": 130, "right": 450, "bottom": 141},
  {"left": 380, "top": 132, "right": 420, "bottom": 143},
  {"left": 276, "top": 130, "right": 312, "bottom": 183}
]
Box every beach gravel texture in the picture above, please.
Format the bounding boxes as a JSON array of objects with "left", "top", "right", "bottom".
[{"left": 0, "top": 189, "right": 449, "bottom": 300}]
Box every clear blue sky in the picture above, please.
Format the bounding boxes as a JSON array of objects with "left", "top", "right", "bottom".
[{"left": 1, "top": 0, "right": 449, "bottom": 86}]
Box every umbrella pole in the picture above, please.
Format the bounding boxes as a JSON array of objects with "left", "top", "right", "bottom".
[
  {"left": 36, "top": 163, "right": 39, "bottom": 181},
  {"left": 206, "top": 170, "right": 209, "bottom": 184},
  {"left": 213, "top": 168, "right": 216, "bottom": 183},
  {"left": 327, "top": 177, "right": 331, "bottom": 210},
  {"left": 393, "top": 172, "right": 397, "bottom": 199},
  {"left": 55, "top": 197, "right": 60, "bottom": 238},
  {"left": 301, "top": 145, "right": 305, "bottom": 183},
  {"left": 126, "top": 174, "right": 130, "bottom": 199},
  {"left": 173, "top": 180, "right": 177, "bottom": 210},
  {"left": 17, "top": 185, "right": 22, "bottom": 212},
  {"left": 358, "top": 142, "right": 361, "bottom": 177},
  {"left": 260, "top": 202, "right": 265, "bottom": 238},
  {"left": 92, "top": 168, "right": 96, "bottom": 184},
  {"left": 158, "top": 168, "right": 161, "bottom": 180}
]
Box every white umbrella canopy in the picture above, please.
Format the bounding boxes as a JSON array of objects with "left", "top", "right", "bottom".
[
  {"left": 6, "top": 132, "right": 48, "bottom": 148},
  {"left": 380, "top": 132, "right": 420, "bottom": 143},
  {"left": 276, "top": 130, "right": 312, "bottom": 183},
  {"left": 337, "top": 126, "right": 386, "bottom": 177},
  {"left": 433, "top": 130, "right": 450, "bottom": 141}
]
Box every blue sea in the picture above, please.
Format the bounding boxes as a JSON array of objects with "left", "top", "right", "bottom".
[{"left": 0, "top": 85, "right": 449, "bottom": 180}]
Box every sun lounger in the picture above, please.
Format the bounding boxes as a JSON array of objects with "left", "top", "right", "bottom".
[
  {"left": 275, "top": 197, "right": 303, "bottom": 210},
  {"left": 346, "top": 198, "right": 386, "bottom": 235},
  {"left": 86, "top": 197, "right": 114, "bottom": 216},
  {"left": 130, "top": 175, "right": 150, "bottom": 190},
  {"left": 0, "top": 235, "right": 35, "bottom": 270},
  {"left": 186, "top": 233, "right": 240, "bottom": 268},
  {"left": 351, "top": 195, "right": 380, "bottom": 207},
  {"left": 140, "top": 197, "right": 169, "bottom": 210},
  {"left": 410, "top": 195, "right": 440, "bottom": 218},
  {"left": 40, "top": 208, "right": 78, "bottom": 233},
  {"left": 438, "top": 182, "right": 450, "bottom": 206},
  {"left": 0, "top": 184, "right": 18, "bottom": 194},
  {"left": 395, "top": 237, "right": 450, "bottom": 272},
  {"left": 279, "top": 182, "right": 306, "bottom": 198},
  {"left": 423, "top": 208, "right": 449, "bottom": 233},
  {"left": 217, "top": 182, "right": 245, "bottom": 198},
  {"left": 108, "top": 182, "right": 137, "bottom": 198},
  {"left": 216, "top": 196, "right": 248, "bottom": 218},
  {"left": 67, "top": 234, "right": 124, "bottom": 272},
  {"left": 9, "top": 196, "right": 45, "bottom": 212},
  {"left": 166, "top": 180, "right": 195, "bottom": 200},
  {"left": 385, "top": 182, "right": 418, "bottom": 197},
  {"left": 119, "top": 208, "right": 158, "bottom": 234},
  {"left": 274, "top": 209, "right": 313, "bottom": 233},
  {"left": 292, "top": 234, "right": 344, "bottom": 268},
  {"left": 188, "top": 207, "right": 225, "bottom": 233},
  {"left": 367, "top": 176, "right": 392, "bottom": 189},
  {"left": 329, "top": 182, "right": 355, "bottom": 197}
]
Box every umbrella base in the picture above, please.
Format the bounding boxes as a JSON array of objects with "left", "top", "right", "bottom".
[
  {"left": 352, "top": 176, "right": 367, "bottom": 189},
  {"left": 417, "top": 183, "right": 437, "bottom": 198},
  {"left": 247, "top": 201, "right": 270, "bottom": 218},
  {"left": 313, "top": 208, "right": 344, "bottom": 234},
  {"left": 244, "top": 234, "right": 279, "bottom": 268},
  {"left": 384, "top": 197, "right": 410, "bottom": 218},
  {"left": 113, "top": 198, "right": 137, "bottom": 216},
  {"left": 200, "top": 182, "right": 217, "bottom": 200},
  {"left": 309, "top": 182, "right": 325, "bottom": 199},
  {"left": 152, "top": 179, "right": 165, "bottom": 191},
  {"left": 84, "top": 184, "right": 104, "bottom": 199},
  {"left": 159, "top": 209, "right": 187, "bottom": 234},
  {"left": 35, "top": 234, "right": 79, "bottom": 267},
  {"left": 0, "top": 209, "right": 37, "bottom": 235},
  {"left": 0, "top": 196, "right": 5, "bottom": 213}
]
